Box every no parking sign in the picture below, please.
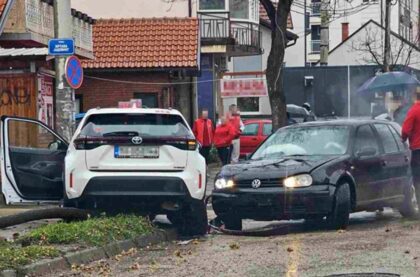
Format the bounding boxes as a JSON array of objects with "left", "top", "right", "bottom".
[{"left": 65, "top": 56, "right": 84, "bottom": 89}]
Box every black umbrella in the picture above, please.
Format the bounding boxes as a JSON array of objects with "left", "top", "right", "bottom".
[{"left": 357, "top": 71, "right": 420, "bottom": 94}]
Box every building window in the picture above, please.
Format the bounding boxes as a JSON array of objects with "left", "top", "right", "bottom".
[
  {"left": 199, "top": 0, "right": 226, "bottom": 10},
  {"left": 133, "top": 93, "right": 158, "bottom": 108},
  {"left": 311, "top": 25, "right": 321, "bottom": 53},
  {"left": 230, "top": 0, "right": 249, "bottom": 19},
  {"left": 311, "top": 0, "right": 321, "bottom": 16},
  {"left": 237, "top": 97, "right": 259, "bottom": 112}
]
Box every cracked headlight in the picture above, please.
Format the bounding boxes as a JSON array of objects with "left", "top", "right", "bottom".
[
  {"left": 283, "top": 174, "right": 313, "bottom": 188},
  {"left": 215, "top": 178, "right": 235, "bottom": 190}
]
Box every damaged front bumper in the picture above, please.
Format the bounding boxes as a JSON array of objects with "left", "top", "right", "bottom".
[{"left": 211, "top": 185, "right": 335, "bottom": 221}]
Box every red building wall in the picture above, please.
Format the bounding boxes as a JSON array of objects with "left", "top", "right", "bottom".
[{"left": 76, "top": 71, "right": 174, "bottom": 111}]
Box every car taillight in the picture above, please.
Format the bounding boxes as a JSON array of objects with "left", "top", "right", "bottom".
[
  {"left": 188, "top": 140, "right": 198, "bottom": 151},
  {"left": 74, "top": 138, "right": 109, "bottom": 150}
]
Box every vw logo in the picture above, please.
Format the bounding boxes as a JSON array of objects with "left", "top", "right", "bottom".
[
  {"left": 251, "top": 179, "right": 262, "bottom": 189},
  {"left": 131, "top": 136, "right": 143, "bottom": 145}
]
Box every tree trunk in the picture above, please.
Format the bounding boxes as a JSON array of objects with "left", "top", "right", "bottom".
[{"left": 265, "top": 2, "right": 290, "bottom": 131}]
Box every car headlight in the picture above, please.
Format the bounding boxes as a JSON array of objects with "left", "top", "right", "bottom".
[
  {"left": 283, "top": 174, "right": 313, "bottom": 188},
  {"left": 215, "top": 178, "right": 235, "bottom": 190}
]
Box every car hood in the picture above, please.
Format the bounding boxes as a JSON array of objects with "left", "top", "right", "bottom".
[{"left": 218, "top": 155, "right": 343, "bottom": 180}]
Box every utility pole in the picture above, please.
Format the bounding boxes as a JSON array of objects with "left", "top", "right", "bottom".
[
  {"left": 53, "top": 0, "right": 75, "bottom": 140},
  {"left": 383, "top": 0, "right": 392, "bottom": 72},
  {"left": 320, "top": 0, "right": 329, "bottom": 66}
]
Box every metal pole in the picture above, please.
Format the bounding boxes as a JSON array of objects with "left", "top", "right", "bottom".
[
  {"left": 384, "top": 0, "right": 391, "bottom": 72},
  {"left": 347, "top": 65, "right": 351, "bottom": 118},
  {"left": 53, "top": 0, "right": 74, "bottom": 141},
  {"left": 304, "top": 0, "right": 307, "bottom": 67},
  {"left": 320, "top": 0, "right": 329, "bottom": 66}
]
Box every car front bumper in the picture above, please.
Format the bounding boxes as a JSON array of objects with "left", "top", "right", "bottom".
[{"left": 212, "top": 185, "right": 335, "bottom": 221}]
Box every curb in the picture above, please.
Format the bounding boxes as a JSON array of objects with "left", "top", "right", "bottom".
[{"left": 1, "top": 228, "right": 176, "bottom": 277}]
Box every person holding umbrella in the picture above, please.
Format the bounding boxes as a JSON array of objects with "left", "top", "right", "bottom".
[{"left": 402, "top": 88, "right": 420, "bottom": 196}]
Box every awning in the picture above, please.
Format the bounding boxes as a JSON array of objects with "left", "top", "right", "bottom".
[{"left": 0, "top": 47, "right": 48, "bottom": 57}]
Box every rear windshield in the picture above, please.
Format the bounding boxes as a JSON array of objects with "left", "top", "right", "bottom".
[{"left": 79, "top": 113, "right": 192, "bottom": 138}]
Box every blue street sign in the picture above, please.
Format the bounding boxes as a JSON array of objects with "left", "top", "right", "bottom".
[
  {"left": 48, "top": 38, "right": 75, "bottom": 56},
  {"left": 65, "top": 56, "right": 84, "bottom": 89}
]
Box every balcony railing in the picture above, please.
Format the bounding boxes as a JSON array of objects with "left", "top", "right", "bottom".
[
  {"left": 311, "top": 2, "right": 321, "bottom": 16},
  {"left": 199, "top": 12, "right": 230, "bottom": 41},
  {"left": 198, "top": 12, "right": 261, "bottom": 53},
  {"left": 311, "top": 40, "right": 321, "bottom": 53},
  {"left": 231, "top": 22, "right": 261, "bottom": 49}
]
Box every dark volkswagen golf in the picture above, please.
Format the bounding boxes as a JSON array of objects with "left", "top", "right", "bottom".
[{"left": 212, "top": 120, "right": 419, "bottom": 230}]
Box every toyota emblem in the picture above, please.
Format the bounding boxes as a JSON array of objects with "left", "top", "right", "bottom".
[
  {"left": 131, "top": 136, "right": 143, "bottom": 145},
  {"left": 251, "top": 179, "right": 262, "bottom": 189}
]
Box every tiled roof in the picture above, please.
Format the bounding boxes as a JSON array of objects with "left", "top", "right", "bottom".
[
  {"left": 260, "top": 3, "right": 293, "bottom": 29},
  {"left": 0, "top": 0, "right": 7, "bottom": 19},
  {"left": 83, "top": 18, "right": 199, "bottom": 69}
]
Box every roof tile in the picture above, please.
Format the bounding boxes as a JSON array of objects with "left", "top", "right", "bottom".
[
  {"left": 0, "top": 0, "right": 8, "bottom": 20},
  {"left": 260, "top": 2, "right": 293, "bottom": 29},
  {"left": 83, "top": 17, "right": 199, "bottom": 69}
]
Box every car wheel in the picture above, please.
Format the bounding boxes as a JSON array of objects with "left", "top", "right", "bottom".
[
  {"left": 222, "top": 216, "right": 242, "bottom": 231},
  {"left": 326, "top": 182, "right": 351, "bottom": 230},
  {"left": 399, "top": 184, "right": 420, "bottom": 219},
  {"left": 175, "top": 200, "right": 208, "bottom": 237}
]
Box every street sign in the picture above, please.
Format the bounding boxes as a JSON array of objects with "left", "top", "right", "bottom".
[
  {"left": 48, "top": 38, "right": 75, "bottom": 56},
  {"left": 65, "top": 56, "right": 84, "bottom": 89}
]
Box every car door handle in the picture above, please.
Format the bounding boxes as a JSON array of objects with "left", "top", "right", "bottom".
[
  {"left": 251, "top": 138, "right": 258, "bottom": 141},
  {"left": 405, "top": 156, "right": 410, "bottom": 162},
  {"left": 381, "top": 160, "right": 388, "bottom": 167}
]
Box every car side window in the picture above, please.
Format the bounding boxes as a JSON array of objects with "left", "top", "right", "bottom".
[
  {"left": 242, "top": 123, "right": 259, "bottom": 136},
  {"left": 354, "top": 125, "right": 380, "bottom": 155},
  {"left": 388, "top": 125, "right": 407, "bottom": 152},
  {"left": 374, "top": 124, "right": 399, "bottom": 154},
  {"left": 263, "top": 123, "right": 272, "bottom": 136}
]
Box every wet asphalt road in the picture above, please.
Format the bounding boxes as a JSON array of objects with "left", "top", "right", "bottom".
[
  {"left": 4, "top": 165, "right": 420, "bottom": 276},
  {"left": 57, "top": 209, "right": 420, "bottom": 277}
]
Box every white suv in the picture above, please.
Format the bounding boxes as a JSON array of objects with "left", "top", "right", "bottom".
[{"left": 0, "top": 108, "right": 207, "bottom": 236}]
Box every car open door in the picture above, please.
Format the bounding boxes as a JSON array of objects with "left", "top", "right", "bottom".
[{"left": 1, "top": 116, "right": 68, "bottom": 204}]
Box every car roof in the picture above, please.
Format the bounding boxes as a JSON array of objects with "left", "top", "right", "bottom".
[
  {"left": 289, "top": 119, "right": 395, "bottom": 127},
  {"left": 84, "top": 108, "right": 183, "bottom": 117}
]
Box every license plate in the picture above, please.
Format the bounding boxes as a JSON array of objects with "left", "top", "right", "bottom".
[{"left": 114, "top": 146, "right": 159, "bottom": 159}]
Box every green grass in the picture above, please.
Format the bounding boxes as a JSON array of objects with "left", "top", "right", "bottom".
[
  {"left": 22, "top": 215, "right": 154, "bottom": 246},
  {"left": 0, "top": 242, "right": 59, "bottom": 271}
]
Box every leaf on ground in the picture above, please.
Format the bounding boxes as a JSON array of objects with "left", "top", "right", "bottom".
[
  {"left": 337, "top": 229, "right": 346, "bottom": 234},
  {"left": 287, "top": 247, "right": 294, "bottom": 253},
  {"left": 405, "top": 250, "right": 410, "bottom": 254},
  {"left": 229, "top": 242, "right": 240, "bottom": 250},
  {"left": 174, "top": 250, "right": 183, "bottom": 258},
  {"left": 130, "top": 262, "right": 141, "bottom": 270}
]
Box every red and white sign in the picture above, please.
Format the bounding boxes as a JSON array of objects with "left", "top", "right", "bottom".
[
  {"left": 118, "top": 99, "right": 142, "bottom": 109},
  {"left": 37, "top": 74, "right": 54, "bottom": 128},
  {"left": 220, "top": 78, "right": 268, "bottom": 98}
]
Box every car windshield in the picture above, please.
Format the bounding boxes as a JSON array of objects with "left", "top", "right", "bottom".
[
  {"left": 252, "top": 125, "right": 350, "bottom": 159},
  {"left": 79, "top": 113, "right": 192, "bottom": 138}
]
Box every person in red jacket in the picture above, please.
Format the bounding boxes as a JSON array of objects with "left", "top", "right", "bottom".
[
  {"left": 193, "top": 109, "right": 214, "bottom": 163},
  {"left": 214, "top": 115, "right": 235, "bottom": 165},
  {"left": 228, "top": 104, "right": 244, "bottom": 163},
  {"left": 402, "top": 90, "right": 420, "bottom": 195}
]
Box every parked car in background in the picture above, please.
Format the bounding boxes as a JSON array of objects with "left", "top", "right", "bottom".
[
  {"left": 1, "top": 108, "right": 208, "bottom": 236},
  {"left": 240, "top": 105, "right": 316, "bottom": 157},
  {"left": 213, "top": 120, "right": 418, "bottom": 231}
]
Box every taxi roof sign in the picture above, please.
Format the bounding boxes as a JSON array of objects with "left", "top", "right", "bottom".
[{"left": 118, "top": 99, "right": 142, "bottom": 109}]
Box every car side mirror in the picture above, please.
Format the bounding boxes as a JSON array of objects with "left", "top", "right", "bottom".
[{"left": 356, "top": 147, "right": 376, "bottom": 158}]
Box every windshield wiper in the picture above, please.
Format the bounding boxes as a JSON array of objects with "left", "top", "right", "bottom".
[{"left": 102, "top": 131, "right": 139, "bottom": 137}]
